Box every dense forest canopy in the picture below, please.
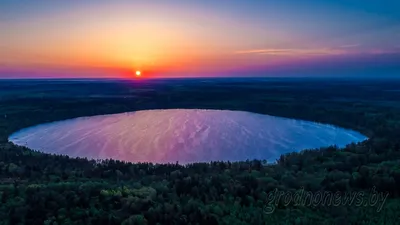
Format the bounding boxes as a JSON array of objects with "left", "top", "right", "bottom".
[{"left": 0, "top": 78, "right": 400, "bottom": 224}]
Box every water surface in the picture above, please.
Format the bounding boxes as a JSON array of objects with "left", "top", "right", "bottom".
[{"left": 9, "top": 109, "right": 367, "bottom": 164}]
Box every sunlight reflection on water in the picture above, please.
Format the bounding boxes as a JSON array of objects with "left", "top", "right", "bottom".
[{"left": 9, "top": 109, "right": 367, "bottom": 164}]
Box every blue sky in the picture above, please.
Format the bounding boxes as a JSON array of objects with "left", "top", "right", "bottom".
[{"left": 0, "top": 0, "right": 399, "bottom": 78}]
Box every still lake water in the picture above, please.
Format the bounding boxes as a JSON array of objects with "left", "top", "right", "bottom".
[{"left": 9, "top": 109, "right": 367, "bottom": 164}]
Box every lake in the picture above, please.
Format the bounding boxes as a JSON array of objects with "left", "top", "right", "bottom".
[{"left": 9, "top": 109, "right": 367, "bottom": 164}]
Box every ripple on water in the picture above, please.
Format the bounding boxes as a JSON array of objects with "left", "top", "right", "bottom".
[{"left": 8, "top": 109, "right": 367, "bottom": 164}]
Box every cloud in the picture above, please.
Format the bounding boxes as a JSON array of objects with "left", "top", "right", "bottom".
[
  {"left": 368, "top": 49, "right": 400, "bottom": 54},
  {"left": 339, "top": 44, "right": 361, "bottom": 48},
  {"left": 234, "top": 47, "right": 400, "bottom": 57},
  {"left": 234, "top": 48, "right": 347, "bottom": 56}
]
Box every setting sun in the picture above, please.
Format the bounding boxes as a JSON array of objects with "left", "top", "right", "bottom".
[{"left": 136, "top": 71, "right": 141, "bottom": 77}]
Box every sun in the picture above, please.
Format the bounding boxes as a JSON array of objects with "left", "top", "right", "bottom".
[{"left": 135, "top": 71, "right": 141, "bottom": 77}]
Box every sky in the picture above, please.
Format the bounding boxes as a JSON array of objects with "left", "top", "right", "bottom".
[{"left": 0, "top": 0, "right": 399, "bottom": 78}]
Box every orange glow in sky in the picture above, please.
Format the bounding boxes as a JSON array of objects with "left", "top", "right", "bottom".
[
  {"left": 0, "top": 3, "right": 237, "bottom": 77},
  {"left": 0, "top": 2, "right": 331, "bottom": 78},
  {"left": 0, "top": 1, "right": 399, "bottom": 78}
]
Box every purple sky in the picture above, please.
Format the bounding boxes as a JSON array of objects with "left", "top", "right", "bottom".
[{"left": 1, "top": 0, "right": 399, "bottom": 78}]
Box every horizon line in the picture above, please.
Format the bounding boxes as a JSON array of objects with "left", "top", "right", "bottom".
[{"left": 1, "top": 76, "right": 399, "bottom": 81}]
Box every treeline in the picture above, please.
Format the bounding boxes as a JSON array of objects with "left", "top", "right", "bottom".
[
  {"left": 1, "top": 139, "right": 400, "bottom": 224},
  {"left": 1, "top": 80, "right": 400, "bottom": 224}
]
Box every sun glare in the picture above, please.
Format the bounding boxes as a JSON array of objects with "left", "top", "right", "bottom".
[{"left": 136, "top": 71, "right": 141, "bottom": 77}]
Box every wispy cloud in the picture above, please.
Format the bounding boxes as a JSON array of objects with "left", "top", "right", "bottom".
[
  {"left": 368, "top": 49, "right": 400, "bottom": 54},
  {"left": 339, "top": 44, "right": 361, "bottom": 48},
  {"left": 234, "top": 47, "right": 400, "bottom": 57},
  {"left": 234, "top": 48, "right": 346, "bottom": 56}
]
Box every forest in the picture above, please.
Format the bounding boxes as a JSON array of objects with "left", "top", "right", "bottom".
[{"left": 0, "top": 78, "right": 400, "bottom": 224}]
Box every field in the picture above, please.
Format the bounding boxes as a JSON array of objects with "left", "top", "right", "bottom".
[{"left": 0, "top": 78, "right": 400, "bottom": 224}]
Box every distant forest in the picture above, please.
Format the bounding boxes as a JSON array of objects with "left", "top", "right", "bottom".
[{"left": 0, "top": 79, "right": 400, "bottom": 225}]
